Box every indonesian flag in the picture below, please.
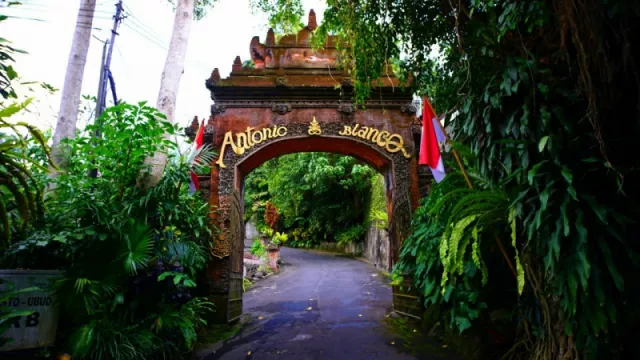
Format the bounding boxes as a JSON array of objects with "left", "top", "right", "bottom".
[
  {"left": 419, "top": 96, "right": 447, "bottom": 182},
  {"left": 189, "top": 120, "right": 205, "bottom": 194}
]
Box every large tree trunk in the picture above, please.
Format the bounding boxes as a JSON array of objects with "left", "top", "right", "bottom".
[
  {"left": 50, "top": 0, "right": 96, "bottom": 172},
  {"left": 140, "top": 0, "right": 195, "bottom": 188}
]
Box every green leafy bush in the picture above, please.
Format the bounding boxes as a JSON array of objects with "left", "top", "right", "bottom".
[
  {"left": 271, "top": 231, "right": 288, "bottom": 245},
  {"left": 250, "top": 239, "right": 266, "bottom": 257},
  {"left": 336, "top": 223, "right": 366, "bottom": 248},
  {"left": 2, "top": 102, "right": 216, "bottom": 359},
  {"left": 394, "top": 172, "right": 494, "bottom": 333}
]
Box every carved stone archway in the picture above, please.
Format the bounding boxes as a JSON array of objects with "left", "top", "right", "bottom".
[{"left": 187, "top": 10, "right": 421, "bottom": 322}]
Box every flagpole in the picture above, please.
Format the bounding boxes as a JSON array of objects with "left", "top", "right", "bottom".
[{"left": 425, "top": 99, "right": 518, "bottom": 279}]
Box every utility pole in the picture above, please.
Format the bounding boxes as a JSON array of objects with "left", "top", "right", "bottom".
[
  {"left": 96, "top": 0, "right": 125, "bottom": 122},
  {"left": 94, "top": 37, "right": 108, "bottom": 127},
  {"left": 90, "top": 1, "right": 124, "bottom": 178}
]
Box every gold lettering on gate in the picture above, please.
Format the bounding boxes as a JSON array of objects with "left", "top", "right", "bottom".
[
  {"left": 340, "top": 124, "right": 411, "bottom": 158},
  {"left": 216, "top": 125, "right": 288, "bottom": 168},
  {"left": 215, "top": 121, "right": 412, "bottom": 168}
]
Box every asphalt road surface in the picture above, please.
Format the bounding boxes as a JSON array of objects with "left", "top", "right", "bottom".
[{"left": 201, "top": 247, "right": 457, "bottom": 360}]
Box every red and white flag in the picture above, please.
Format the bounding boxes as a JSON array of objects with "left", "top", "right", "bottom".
[
  {"left": 189, "top": 120, "right": 205, "bottom": 194},
  {"left": 419, "top": 96, "right": 447, "bottom": 182}
]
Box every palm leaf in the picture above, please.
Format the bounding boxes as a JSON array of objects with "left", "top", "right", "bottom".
[
  {"left": 188, "top": 143, "right": 217, "bottom": 174},
  {"left": 1, "top": 177, "right": 29, "bottom": 225},
  {"left": 0, "top": 101, "right": 52, "bottom": 242},
  {"left": 118, "top": 222, "right": 154, "bottom": 275},
  {"left": 0, "top": 98, "right": 32, "bottom": 118}
]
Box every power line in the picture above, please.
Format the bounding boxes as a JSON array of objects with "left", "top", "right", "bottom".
[
  {"left": 16, "top": 3, "right": 114, "bottom": 15},
  {"left": 0, "top": 6, "right": 114, "bottom": 23},
  {"left": 19, "top": 0, "right": 114, "bottom": 6},
  {"left": 125, "top": 17, "right": 168, "bottom": 46},
  {"left": 122, "top": 5, "right": 169, "bottom": 48},
  {"left": 120, "top": 5, "right": 213, "bottom": 73},
  {"left": 123, "top": 23, "right": 169, "bottom": 50},
  {"left": 1, "top": 14, "right": 108, "bottom": 32},
  {"left": 4, "top": 2, "right": 115, "bottom": 16}
]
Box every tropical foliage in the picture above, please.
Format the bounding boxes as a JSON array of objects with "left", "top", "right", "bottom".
[
  {"left": 250, "top": 239, "right": 266, "bottom": 257},
  {"left": 0, "top": 16, "right": 23, "bottom": 101},
  {"left": 261, "top": 0, "right": 640, "bottom": 359},
  {"left": 1, "top": 10, "right": 216, "bottom": 360},
  {"left": 249, "top": 0, "right": 305, "bottom": 35},
  {"left": 244, "top": 152, "right": 377, "bottom": 249},
  {"left": 1, "top": 103, "right": 217, "bottom": 359},
  {"left": 0, "top": 16, "right": 53, "bottom": 246},
  {"left": 0, "top": 100, "right": 51, "bottom": 244}
]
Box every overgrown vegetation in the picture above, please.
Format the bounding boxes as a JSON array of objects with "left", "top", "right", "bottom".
[
  {"left": 261, "top": 1, "right": 640, "bottom": 359},
  {"left": 0, "top": 12, "right": 216, "bottom": 360},
  {"left": 1, "top": 101, "right": 217, "bottom": 358},
  {"left": 244, "top": 152, "right": 378, "bottom": 249}
]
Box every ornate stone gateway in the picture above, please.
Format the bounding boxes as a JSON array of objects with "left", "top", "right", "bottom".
[{"left": 188, "top": 11, "right": 421, "bottom": 323}]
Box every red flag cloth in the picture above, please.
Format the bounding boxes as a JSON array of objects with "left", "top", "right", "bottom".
[
  {"left": 419, "top": 96, "right": 441, "bottom": 167},
  {"left": 189, "top": 121, "right": 205, "bottom": 193},
  {"left": 419, "top": 96, "right": 446, "bottom": 182}
]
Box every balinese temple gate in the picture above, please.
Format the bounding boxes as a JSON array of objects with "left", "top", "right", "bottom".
[{"left": 187, "top": 11, "right": 422, "bottom": 323}]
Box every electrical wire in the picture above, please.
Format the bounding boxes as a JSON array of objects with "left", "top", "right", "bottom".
[
  {"left": 123, "top": 23, "right": 169, "bottom": 50},
  {"left": 121, "top": 4, "right": 213, "bottom": 73},
  {"left": 122, "top": 4, "right": 170, "bottom": 48}
]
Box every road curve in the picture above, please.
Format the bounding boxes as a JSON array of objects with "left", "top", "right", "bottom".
[{"left": 202, "top": 247, "right": 456, "bottom": 360}]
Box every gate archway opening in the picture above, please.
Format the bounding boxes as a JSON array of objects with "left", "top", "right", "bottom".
[
  {"left": 186, "top": 10, "right": 423, "bottom": 323},
  {"left": 237, "top": 138, "right": 396, "bottom": 266}
]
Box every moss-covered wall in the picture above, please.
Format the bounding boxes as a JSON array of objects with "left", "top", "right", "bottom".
[
  {"left": 365, "top": 174, "right": 387, "bottom": 222},
  {"left": 362, "top": 174, "right": 391, "bottom": 270}
]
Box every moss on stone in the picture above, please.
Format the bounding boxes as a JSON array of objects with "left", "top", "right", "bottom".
[{"left": 365, "top": 174, "right": 387, "bottom": 223}]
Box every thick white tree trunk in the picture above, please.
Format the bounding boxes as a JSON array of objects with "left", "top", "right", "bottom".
[
  {"left": 50, "top": 0, "right": 96, "bottom": 172},
  {"left": 141, "top": 0, "right": 195, "bottom": 188}
]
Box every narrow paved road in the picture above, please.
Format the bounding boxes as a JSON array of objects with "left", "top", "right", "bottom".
[{"left": 202, "top": 247, "right": 457, "bottom": 360}]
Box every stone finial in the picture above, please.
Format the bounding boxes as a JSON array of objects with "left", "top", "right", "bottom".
[
  {"left": 211, "top": 104, "right": 227, "bottom": 115},
  {"left": 210, "top": 68, "right": 221, "bottom": 83},
  {"left": 185, "top": 116, "right": 199, "bottom": 139},
  {"left": 266, "top": 28, "right": 275, "bottom": 46},
  {"left": 307, "top": 9, "right": 317, "bottom": 30},
  {"left": 232, "top": 56, "right": 242, "bottom": 72}
]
